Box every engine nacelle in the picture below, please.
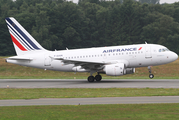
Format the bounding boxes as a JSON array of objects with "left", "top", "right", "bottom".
[
  {"left": 104, "top": 63, "right": 126, "bottom": 76},
  {"left": 126, "top": 68, "right": 135, "bottom": 74},
  {"left": 72, "top": 66, "right": 89, "bottom": 72}
]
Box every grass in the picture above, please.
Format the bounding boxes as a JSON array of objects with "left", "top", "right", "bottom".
[
  {"left": 0, "top": 57, "right": 179, "bottom": 79},
  {"left": 0, "top": 88, "right": 179, "bottom": 99},
  {"left": 0, "top": 57, "right": 179, "bottom": 119},
  {"left": 0, "top": 104, "right": 179, "bottom": 120}
]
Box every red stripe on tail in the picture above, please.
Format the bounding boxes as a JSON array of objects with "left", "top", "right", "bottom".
[{"left": 10, "top": 34, "right": 27, "bottom": 51}]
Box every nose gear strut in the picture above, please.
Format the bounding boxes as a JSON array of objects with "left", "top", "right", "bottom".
[{"left": 148, "top": 66, "right": 154, "bottom": 79}]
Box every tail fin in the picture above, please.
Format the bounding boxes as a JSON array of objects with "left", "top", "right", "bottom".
[{"left": 5, "top": 17, "right": 46, "bottom": 56}]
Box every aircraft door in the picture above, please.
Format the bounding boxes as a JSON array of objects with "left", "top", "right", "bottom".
[
  {"left": 145, "top": 47, "right": 152, "bottom": 58},
  {"left": 44, "top": 54, "right": 51, "bottom": 66}
]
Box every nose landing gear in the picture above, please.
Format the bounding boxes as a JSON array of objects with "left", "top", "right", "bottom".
[{"left": 148, "top": 66, "right": 154, "bottom": 79}]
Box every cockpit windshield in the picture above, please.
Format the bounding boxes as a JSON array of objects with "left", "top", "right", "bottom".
[{"left": 159, "top": 48, "right": 169, "bottom": 52}]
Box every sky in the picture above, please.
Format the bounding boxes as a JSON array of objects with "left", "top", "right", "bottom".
[
  {"left": 69, "top": 0, "right": 179, "bottom": 4},
  {"left": 160, "top": 0, "right": 179, "bottom": 4}
]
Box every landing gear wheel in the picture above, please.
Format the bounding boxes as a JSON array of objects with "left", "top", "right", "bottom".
[
  {"left": 148, "top": 66, "right": 154, "bottom": 79},
  {"left": 95, "top": 75, "right": 102, "bottom": 82},
  {"left": 149, "top": 74, "right": 154, "bottom": 79},
  {"left": 88, "top": 76, "right": 95, "bottom": 82}
]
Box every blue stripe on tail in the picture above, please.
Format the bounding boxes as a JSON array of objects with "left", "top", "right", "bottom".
[
  {"left": 6, "top": 18, "right": 41, "bottom": 50},
  {"left": 7, "top": 23, "right": 32, "bottom": 50}
]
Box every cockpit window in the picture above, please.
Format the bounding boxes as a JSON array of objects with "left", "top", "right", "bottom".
[{"left": 159, "top": 48, "right": 169, "bottom": 52}]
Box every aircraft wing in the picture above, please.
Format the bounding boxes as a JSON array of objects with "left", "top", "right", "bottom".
[{"left": 51, "top": 57, "right": 110, "bottom": 70}]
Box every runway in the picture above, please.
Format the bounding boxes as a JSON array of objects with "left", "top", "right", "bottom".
[
  {"left": 0, "top": 96, "right": 179, "bottom": 106},
  {"left": 0, "top": 79, "right": 179, "bottom": 106},
  {"left": 0, "top": 79, "right": 179, "bottom": 88}
]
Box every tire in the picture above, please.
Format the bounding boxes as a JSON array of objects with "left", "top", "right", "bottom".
[
  {"left": 149, "top": 74, "right": 154, "bottom": 79},
  {"left": 95, "top": 75, "right": 102, "bottom": 82},
  {"left": 88, "top": 76, "right": 95, "bottom": 82}
]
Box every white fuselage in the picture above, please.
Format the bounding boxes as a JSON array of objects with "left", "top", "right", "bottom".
[{"left": 7, "top": 44, "right": 178, "bottom": 72}]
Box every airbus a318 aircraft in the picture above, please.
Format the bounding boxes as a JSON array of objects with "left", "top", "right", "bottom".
[{"left": 5, "top": 17, "right": 178, "bottom": 82}]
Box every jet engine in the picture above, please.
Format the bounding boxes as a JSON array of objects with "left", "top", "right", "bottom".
[
  {"left": 104, "top": 63, "right": 126, "bottom": 76},
  {"left": 126, "top": 68, "right": 135, "bottom": 74},
  {"left": 104, "top": 63, "right": 135, "bottom": 76}
]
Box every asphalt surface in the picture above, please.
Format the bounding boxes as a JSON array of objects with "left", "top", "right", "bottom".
[
  {"left": 0, "top": 79, "right": 179, "bottom": 106},
  {"left": 0, "top": 79, "right": 179, "bottom": 88},
  {"left": 0, "top": 96, "right": 179, "bottom": 106}
]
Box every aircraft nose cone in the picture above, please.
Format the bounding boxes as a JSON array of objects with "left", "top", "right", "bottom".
[
  {"left": 174, "top": 52, "right": 178, "bottom": 60},
  {"left": 171, "top": 52, "right": 178, "bottom": 61}
]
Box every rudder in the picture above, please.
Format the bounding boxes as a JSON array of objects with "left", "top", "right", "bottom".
[{"left": 5, "top": 17, "right": 46, "bottom": 55}]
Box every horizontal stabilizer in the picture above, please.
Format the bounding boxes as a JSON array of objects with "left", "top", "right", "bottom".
[{"left": 6, "top": 56, "right": 33, "bottom": 61}]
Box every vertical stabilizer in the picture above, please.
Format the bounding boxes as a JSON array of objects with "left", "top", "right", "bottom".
[{"left": 5, "top": 17, "right": 47, "bottom": 55}]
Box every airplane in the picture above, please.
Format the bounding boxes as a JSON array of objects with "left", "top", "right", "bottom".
[{"left": 5, "top": 17, "right": 178, "bottom": 82}]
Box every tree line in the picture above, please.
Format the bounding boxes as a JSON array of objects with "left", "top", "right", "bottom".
[{"left": 0, "top": 0, "right": 179, "bottom": 55}]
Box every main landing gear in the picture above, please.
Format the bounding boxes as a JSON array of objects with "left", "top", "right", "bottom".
[
  {"left": 148, "top": 66, "right": 154, "bottom": 79},
  {"left": 88, "top": 73, "right": 102, "bottom": 82}
]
